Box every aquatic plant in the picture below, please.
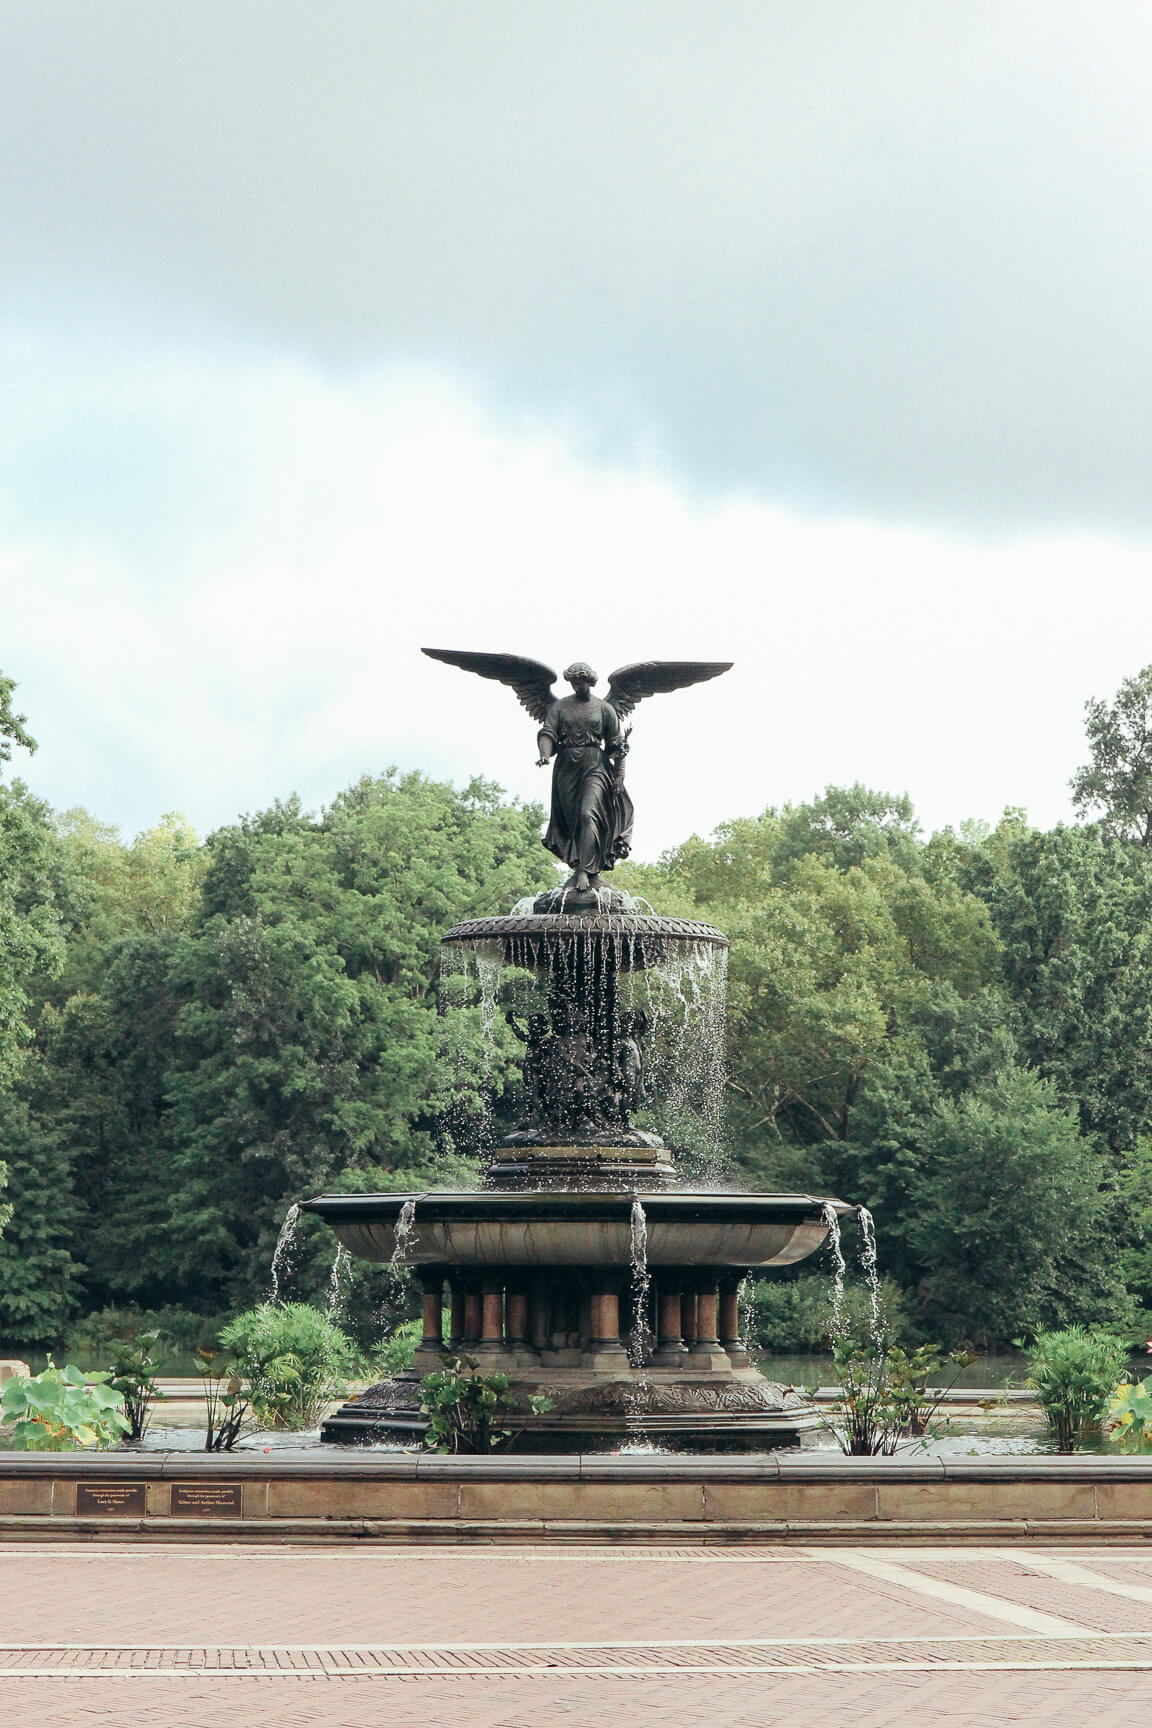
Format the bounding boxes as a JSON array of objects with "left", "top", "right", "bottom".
[
  {"left": 107, "top": 1330, "right": 168, "bottom": 1442},
  {"left": 1109, "top": 1376, "right": 1152, "bottom": 1453},
  {"left": 1019, "top": 1326, "right": 1130, "bottom": 1452},
  {"left": 0, "top": 1361, "right": 129, "bottom": 1451},
  {"left": 418, "top": 1355, "right": 553, "bottom": 1454},
  {"left": 220, "top": 1302, "right": 356, "bottom": 1430},
  {"left": 825, "top": 1340, "right": 971, "bottom": 1455}
]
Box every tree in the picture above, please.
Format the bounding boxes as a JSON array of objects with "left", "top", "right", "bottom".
[
  {"left": 0, "top": 1095, "right": 81, "bottom": 1344},
  {"left": 648, "top": 791, "right": 1002, "bottom": 1179},
  {"left": 0, "top": 673, "right": 65, "bottom": 1089},
  {"left": 637, "top": 786, "right": 1133, "bottom": 1343},
  {"left": 3, "top": 814, "right": 208, "bottom": 1318},
  {"left": 0, "top": 670, "right": 36, "bottom": 765},
  {"left": 904, "top": 1067, "right": 1128, "bottom": 1346},
  {"left": 37, "top": 934, "right": 185, "bottom": 1309},
  {"left": 1072, "top": 663, "right": 1152, "bottom": 843},
  {"left": 972, "top": 818, "right": 1152, "bottom": 1153},
  {"left": 1117, "top": 1136, "right": 1152, "bottom": 1327},
  {"left": 0, "top": 669, "right": 66, "bottom": 1309},
  {"left": 162, "top": 771, "right": 555, "bottom": 1310},
  {"left": 44, "top": 809, "right": 205, "bottom": 1002}
]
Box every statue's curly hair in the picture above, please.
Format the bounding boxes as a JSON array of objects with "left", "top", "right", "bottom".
[{"left": 564, "top": 661, "right": 598, "bottom": 685}]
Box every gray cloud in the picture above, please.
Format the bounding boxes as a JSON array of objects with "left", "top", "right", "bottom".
[{"left": 4, "top": 2, "right": 1152, "bottom": 528}]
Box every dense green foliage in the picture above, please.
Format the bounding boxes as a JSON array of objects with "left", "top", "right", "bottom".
[
  {"left": 5, "top": 664, "right": 1152, "bottom": 1354},
  {"left": 378, "top": 1316, "right": 423, "bottom": 1378},
  {"left": 1071, "top": 662, "right": 1152, "bottom": 844},
  {"left": 219, "top": 1302, "right": 356, "bottom": 1429},
  {"left": 418, "top": 1355, "right": 554, "bottom": 1453},
  {"left": 0, "top": 1362, "right": 129, "bottom": 1451},
  {"left": 620, "top": 769, "right": 1152, "bottom": 1347},
  {"left": 749, "top": 1268, "right": 910, "bottom": 1353},
  {"left": 1110, "top": 1374, "right": 1152, "bottom": 1453},
  {"left": 0, "top": 757, "right": 554, "bottom": 1342},
  {"left": 823, "top": 1339, "right": 971, "bottom": 1456},
  {"left": 1022, "top": 1326, "right": 1131, "bottom": 1451}
]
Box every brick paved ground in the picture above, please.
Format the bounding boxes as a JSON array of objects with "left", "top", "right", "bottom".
[{"left": 2, "top": 1544, "right": 1152, "bottom": 1725}]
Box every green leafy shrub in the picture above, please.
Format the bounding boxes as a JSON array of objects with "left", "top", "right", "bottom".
[
  {"left": 749, "top": 1273, "right": 908, "bottom": 1353},
  {"left": 886, "top": 1343, "right": 974, "bottom": 1437},
  {"left": 65, "top": 1305, "right": 230, "bottom": 1357},
  {"left": 418, "top": 1355, "right": 553, "bottom": 1454},
  {"left": 1109, "top": 1377, "right": 1152, "bottom": 1453},
  {"left": 0, "top": 1362, "right": 129, "bottom": 1451},
  {"left": 378, "top": 1317, "right": 423, "bottom": 1378},
  {"left": 1020, "top": 1326, "right": 1131, "bottom": 1451},
  {"left": 219, "top": 1303, "right": 355, "bottom": 1430},
  {"left": 825, "top": 1339, "right": 970, "bottom": 1455}
]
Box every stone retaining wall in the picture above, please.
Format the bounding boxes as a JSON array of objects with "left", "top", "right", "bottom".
[{"left": 2, "top": 1452, "right": 1152, "bottom": 1542}]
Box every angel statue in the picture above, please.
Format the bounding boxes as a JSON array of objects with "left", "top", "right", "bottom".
[{"left": 423, "top": 650, "right": 732, "bottom": 895}]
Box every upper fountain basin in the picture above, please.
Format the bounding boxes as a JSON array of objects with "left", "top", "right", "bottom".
[
  {"left": 299, "top": 1191, "right": 853, "bottom": 1270},
  {"left": 440, "top": 912, "right": 727, "bottom": 970}
]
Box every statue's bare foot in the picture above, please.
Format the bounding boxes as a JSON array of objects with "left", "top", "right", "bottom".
[{"left": 573, "top": 870, "right": 591, "bottom": 891}]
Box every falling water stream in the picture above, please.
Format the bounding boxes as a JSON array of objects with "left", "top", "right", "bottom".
[
  {"left": 628, "top": 1198, "right": 652, "bottom": 1368},
  {"left": 821, "top": 1201, "right": 847, "bottom": 1341},
  {"left": 440, "top": 920, "right": 729, "bottom": 1190},
  {"left": 270, "top": 1203, "right": 300, "bottom": 1303},
  {"left": 642, "top": 942, "right": 728, "bottom": 1180},
  {"left": 473, "top": 942, "right": 504, "bottom": 1081},
  {"left": 389, "top": 1199, "right": 418, "bottom": 1292},
  {"left": 326, "top": 1244, "right": 352, "bottom": 1318},
  {"left": 857, "top": 1205, "right": 884, "bottom": 1347},
  {"left": 739, "top": 1275, "right": 755, "bottom": 1357}
]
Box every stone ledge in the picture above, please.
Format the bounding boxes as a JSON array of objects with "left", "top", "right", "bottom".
[
  {"left": 4, "top": 1451, "right": 1152, "bottom": 1480},
  {"left": 3, "top": 1451, "right": 1152, "bottom": 1541},
  {"left": 3, "top": 1512, "right": 1152, "bottom": 1545}
]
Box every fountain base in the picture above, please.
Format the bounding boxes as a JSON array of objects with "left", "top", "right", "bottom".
[
  {"left": 303, "top": 1187, "right": 850, "bottom": 1453},
  {"left": 321, "top": 1365, "right": 822, "bottom": 1452}
]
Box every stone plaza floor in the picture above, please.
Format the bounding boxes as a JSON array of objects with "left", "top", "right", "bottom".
[{"left": 2, "top": 1542, "right": 1152, "bottom": 1724}]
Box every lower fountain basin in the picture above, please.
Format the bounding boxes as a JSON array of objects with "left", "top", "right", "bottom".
[{"left": 300, "top": 1190, "right": 851, "bottom": 1270}]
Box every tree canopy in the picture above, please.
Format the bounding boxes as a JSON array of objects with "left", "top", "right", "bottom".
[
  {"left": 3, "top": 666, "right": 1152, "bottom": 1351},
  {"left": 1072, "top": 662, "right": 1152, "bottom": 844}
]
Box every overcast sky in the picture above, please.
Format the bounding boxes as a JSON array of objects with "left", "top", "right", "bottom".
[{"left": 3, "top": 2, "right": 1151, "bottom": 857}]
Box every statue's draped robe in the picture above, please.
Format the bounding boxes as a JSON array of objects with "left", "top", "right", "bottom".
[{"left": 539, "top": 695, "right": 634, "bottom": 877}]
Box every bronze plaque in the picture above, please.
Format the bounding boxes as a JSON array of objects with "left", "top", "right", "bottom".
[
  {"left": 171, "top": 1481, "right": 243, "bottom": 1518},
  {"left": 76, "top": 1481, "right": 146, "bottom": 1517}
]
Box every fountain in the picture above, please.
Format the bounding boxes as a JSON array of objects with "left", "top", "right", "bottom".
[{"left": 304, "top": 650, "right": 853, "bottom": 1449}]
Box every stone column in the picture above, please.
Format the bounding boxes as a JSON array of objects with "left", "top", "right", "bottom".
[
  {"left": 529, "top": 1283, "right": 551, "bottom": 1353},
  {"left": 692, "top": 1281, "right": 720, "bottom": 1351},
  {"left": 681, "top": 1288, "right": 698, "bottom": 1348},
  {"left": 582, "top": 1283, "right": 627, "bottom": 1369},
  {"left": 687, "top": 1273, "right": 730, "bottom": 1370},
  {"left": 506, "top": 1287, "right": 530, "bottom": 1348},
  {"left": 652, "top": 1283, "right": 688, "bottom": 1364},
  {"left": 548, "top": 1280, "right": 582, "bottom": 1360},
  {"left": 448, "top": 1282, "right": 465, "bottom": 1350},
  {"left": 420, "top": 1272, "right": 444, "bottom": 1351},
  {"left": 477, "top": 1280, "right": 505, "bottom": 1352},
  {"left": 463, "top": 1289, "right": 483, "bottom": 1347},
  {"left": 719, "top": 1277, "right": 749, "bottom": 1366}
]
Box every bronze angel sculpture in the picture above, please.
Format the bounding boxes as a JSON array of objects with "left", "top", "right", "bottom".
[{"left": 423, "top": 650, "right": 732, "bottom": 892}]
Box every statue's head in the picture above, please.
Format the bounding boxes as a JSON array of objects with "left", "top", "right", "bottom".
[{"left": 564, "top": 661, "right": 597, "bottom": 691}]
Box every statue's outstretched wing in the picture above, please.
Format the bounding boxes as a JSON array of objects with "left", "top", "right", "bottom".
[
  {"left": 606, "top": 660, "right": 733, "bottom": 720},
  {"left": 422, "top": 648, "right": 558, "bottom": 723}
]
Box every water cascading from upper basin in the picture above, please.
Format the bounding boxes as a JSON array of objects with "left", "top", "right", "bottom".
[{"left": 437, "top": 910, "right": 730, "bottom": 1190}]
